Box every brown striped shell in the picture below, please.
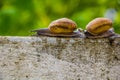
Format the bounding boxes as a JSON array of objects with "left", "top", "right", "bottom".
[
  {"left": 48, "top": 18, "right": 77, "bottom": 34},
  {"left": 86, "top": 18, "right": 112, "bottom": 35}
]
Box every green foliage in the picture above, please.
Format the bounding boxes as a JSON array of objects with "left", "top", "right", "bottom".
[{"left": 0, "top": 0, "right": 120, "bottom": 36}]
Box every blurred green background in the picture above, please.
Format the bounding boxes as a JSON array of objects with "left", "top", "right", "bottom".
[{"left": 0, "top": 0, "right": 120, "bottom": 36}]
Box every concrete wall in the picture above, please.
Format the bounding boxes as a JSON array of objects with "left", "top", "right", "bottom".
[{"left": 0, "top": 36, "right": 120, "bottom": 80}]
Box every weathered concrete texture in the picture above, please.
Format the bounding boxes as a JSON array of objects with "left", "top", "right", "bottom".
[{"left": 0, "top": 36, "right": 120, "bottom": 80}]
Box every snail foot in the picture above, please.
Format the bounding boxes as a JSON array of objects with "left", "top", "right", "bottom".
[{"left": 31, "top": 28, "right": 84, "bottom": 38}]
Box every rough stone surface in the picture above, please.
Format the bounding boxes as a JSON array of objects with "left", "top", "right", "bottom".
[{"left": 0, "top": 36, "right": 120, "bottom": 80}]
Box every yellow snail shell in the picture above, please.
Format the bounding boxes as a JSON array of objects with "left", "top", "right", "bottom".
[
  {"left": 86, "top": 18, "right": 112, "bottom": 35},
  {"left": 48, "top": 18, "right": 77, "bottom": 34}
]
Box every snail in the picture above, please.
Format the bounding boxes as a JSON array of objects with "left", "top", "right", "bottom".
[
  {"left": 32, "top": 18, "right": 84, "bottom": 38},
  {"left": 84, "top": 18, "right": 115, "bottom": 38}
]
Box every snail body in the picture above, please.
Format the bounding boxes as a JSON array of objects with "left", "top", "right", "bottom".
[{"left": 85, "top": 18, "right": 115, "bottom": 38}]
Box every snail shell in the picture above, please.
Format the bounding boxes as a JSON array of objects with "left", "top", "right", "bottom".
[
  {"left": 86, "top": 18, "right": 112, "bottom": 35},
  {"left": 48, "top": 18, "right": 77, "bottom": 34}
]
